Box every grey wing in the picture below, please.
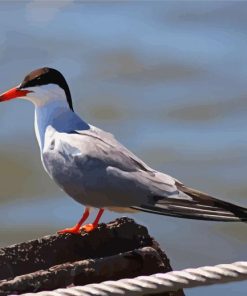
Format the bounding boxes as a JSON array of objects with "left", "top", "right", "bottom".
[
  {"left": 77, "top": 125, "right": 154, "bottom": 171},
  {"left": 57, "top": 127, "right": 247, "bottom": 221},
  {"left": 55, "top": 127, "right": 178, "bottom": 208},
  {"left": 134, "top": 182, "right": 247, "bottom": 222}
]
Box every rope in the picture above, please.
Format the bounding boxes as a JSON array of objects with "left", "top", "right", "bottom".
[{"left": 21, "top": 261, "right": 247, "bottom": 296}]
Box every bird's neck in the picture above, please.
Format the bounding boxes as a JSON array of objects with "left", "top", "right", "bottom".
[{"left": 34, "top": 100, "right": 89, "bottom": 151}]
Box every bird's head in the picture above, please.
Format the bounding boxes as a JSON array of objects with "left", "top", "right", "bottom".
[{"left": 0, "top": 67, "right": 73, "bottom": 111}]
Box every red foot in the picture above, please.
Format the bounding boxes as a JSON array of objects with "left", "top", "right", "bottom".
[
  {"left": 57, "top": 225, "right": 81, "bottom": 234},
  {"left": 80, "top": 223, "right": 97, "bottom": 233}
]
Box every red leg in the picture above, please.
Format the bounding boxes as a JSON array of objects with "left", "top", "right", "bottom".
[
  {"left": 58, "top": 207, "right": 90, "bottom": 234},
  {"left": 81, "top": 208, "right": 104, "bottom": 232}
]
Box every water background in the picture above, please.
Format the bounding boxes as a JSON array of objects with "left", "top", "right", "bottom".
[{"left": 0, "top": 2, "right": 247, "bottom": 295}]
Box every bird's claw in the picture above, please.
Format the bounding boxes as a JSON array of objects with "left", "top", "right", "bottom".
[
  {"left": 57, "top": 226, "right": 81, "bottom": 234},
  {"left": 80, "top": 223, "right": 97, "bottom": 232}
]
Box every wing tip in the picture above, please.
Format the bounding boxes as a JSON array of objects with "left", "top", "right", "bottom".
[{"left": 131, "top": 204, "right": 247, "bottom": 222}]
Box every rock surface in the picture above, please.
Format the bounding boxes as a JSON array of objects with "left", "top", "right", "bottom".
[{"left": 0, "top": 217, "right": 184, "bottom": 296}]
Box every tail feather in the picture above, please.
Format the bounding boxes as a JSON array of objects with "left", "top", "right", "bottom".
[{"left": 131, "top": 182, "right": 247, "bottom": 222}]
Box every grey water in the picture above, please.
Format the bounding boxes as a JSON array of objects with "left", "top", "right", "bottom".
[{"left": 0, "top": 2, "right": 247, "bottom": 295}]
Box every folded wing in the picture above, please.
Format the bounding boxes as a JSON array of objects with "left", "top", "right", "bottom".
[
  {"left": 61, "top": 127, "right": 247, "bottom": 221},
  {"left": 132, "top": 181, "right": 247, "bottom": 222}
]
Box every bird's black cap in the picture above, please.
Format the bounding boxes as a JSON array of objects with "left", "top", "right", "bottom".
[{"left": 19, "top": 67, "right": 73, "bottom": 111}]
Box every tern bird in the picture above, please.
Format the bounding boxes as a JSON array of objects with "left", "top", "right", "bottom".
[{"left": 0, "top": 67, "right": 246, "bottom": 233}]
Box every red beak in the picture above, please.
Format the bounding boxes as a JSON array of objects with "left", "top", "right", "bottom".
[{"left": 0, "top": 87, "right": 32, "bottom": 102}]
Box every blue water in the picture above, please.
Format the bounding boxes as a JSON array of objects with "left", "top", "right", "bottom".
[{"left": 0, "top": 2, "right": 247, "bottom": 295}]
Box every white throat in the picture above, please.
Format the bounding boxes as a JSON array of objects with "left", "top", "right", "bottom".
[{"left": 25, "top": 84, "right": 66, "bottom": 107}]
